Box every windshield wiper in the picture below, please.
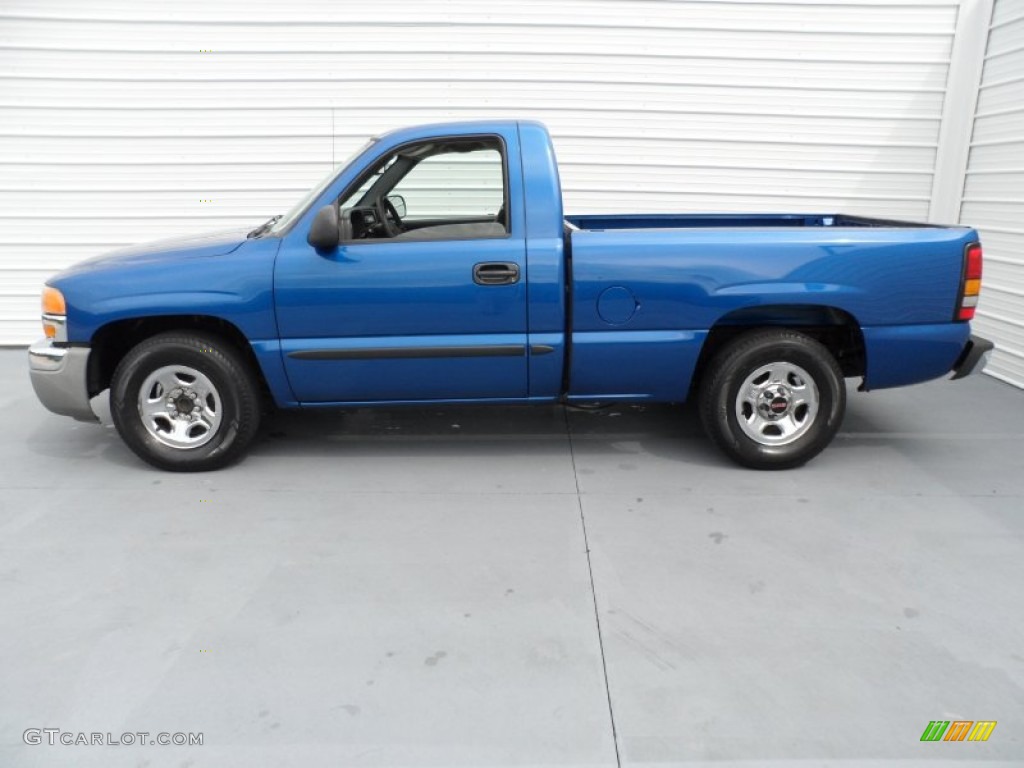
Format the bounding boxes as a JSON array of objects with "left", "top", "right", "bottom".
[{"left": 247, "top": 215, "right": 282, "bottom": 239}]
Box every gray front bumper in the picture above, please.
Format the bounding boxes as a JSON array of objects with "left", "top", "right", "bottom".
[{"left": 28, "top": 339, "right": 98, "bottom": 422}]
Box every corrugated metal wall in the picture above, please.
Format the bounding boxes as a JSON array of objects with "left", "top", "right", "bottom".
[
  {"left": 0, "top": 0, "right": 968, "bottom": 345},
  {"left": 962, "top": 0, "right": 1024, "bottom": 387}
]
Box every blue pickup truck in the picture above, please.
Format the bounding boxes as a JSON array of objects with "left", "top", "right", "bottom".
[{"left": 29, "top": 119, "right": 992, "bottom": 471}]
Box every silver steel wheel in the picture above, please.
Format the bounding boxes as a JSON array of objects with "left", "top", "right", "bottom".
[
  {"left": 735, "top": 361, "right": 819, "bottom": 446},
  {"left": 137, "top": 365, "right": 222, "bottom": 449}
]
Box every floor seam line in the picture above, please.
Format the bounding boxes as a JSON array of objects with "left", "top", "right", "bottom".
[{"left": 564, "top": 407, "right": 622, "bottom": 768}]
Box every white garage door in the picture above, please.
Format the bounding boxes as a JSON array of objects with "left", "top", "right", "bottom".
[
  {"left": 0, "top": 0, "right": 961, "bottom": 344},
  {"left": 962, "top": 0, "right": 1024, "bottom": 387}
]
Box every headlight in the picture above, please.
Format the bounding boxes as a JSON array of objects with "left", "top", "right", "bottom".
[{"left": 41, "top": 286, "right": 67, "bottom": 342}]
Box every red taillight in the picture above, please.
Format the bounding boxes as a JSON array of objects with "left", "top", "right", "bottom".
[
  {"left": 958, "top": 243, "right": 983, "bottom": 321},
  {"left": 965, "top": 243, "right": 983, "bottom": 280}
]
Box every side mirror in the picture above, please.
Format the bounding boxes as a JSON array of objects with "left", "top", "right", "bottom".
[
  {"left": 307, "top": 205, "right": 340, "bottom": 251},
  {"left": 386, "top": 194, "right": 407, "bottom": 218}
]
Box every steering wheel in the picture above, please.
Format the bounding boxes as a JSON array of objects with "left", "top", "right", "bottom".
[{"left": 375, "top": 196, "right": 403, "bottom": 238}]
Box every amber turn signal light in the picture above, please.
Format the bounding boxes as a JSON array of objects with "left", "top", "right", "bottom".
[
  {"left": 42, "top": 286, "right": 66, "bottom": 316},
  {"left": 41, "top": 286, "right": 67, "bottom": 340}
]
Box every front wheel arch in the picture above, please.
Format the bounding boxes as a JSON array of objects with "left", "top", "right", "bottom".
[{"left": 87, "top": 314, "right": 269, "bottom": 402}]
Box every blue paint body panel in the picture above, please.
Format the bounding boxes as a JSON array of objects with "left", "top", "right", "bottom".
[
  {"left": 279, "top": 333, "right": 529, "bottom": 402},
  {"left": 55, "top": 228, "right": 278, "bottom": 343},
  {"left": 44, "top": 119, "right": 980, "bottom": 410},
  {"left": 861, "top": 323, "right": 971, "bottom": 389},
  {"left": 569, "top": 330, "right": 707, "bottom": 402}
]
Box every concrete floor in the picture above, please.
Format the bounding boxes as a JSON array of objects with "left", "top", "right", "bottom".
[{"left": 1, "top": 348, "right": 1022, "bottom": 767}]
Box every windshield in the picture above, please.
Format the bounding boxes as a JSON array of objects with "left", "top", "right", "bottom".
[{"left": 268, "top": 138, "right": 378, "bottom": 235}]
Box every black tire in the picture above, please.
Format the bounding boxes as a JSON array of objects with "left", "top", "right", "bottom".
[
  {"left": 698, "top": 330, "right": 845, "bottom": 470},
  {"left": 110, "top": 332, "right": 261, "bottom": 471}
]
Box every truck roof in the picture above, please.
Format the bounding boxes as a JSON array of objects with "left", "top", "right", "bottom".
[{"left": 373, "top": 119, "right": 547, "bottom": 145}]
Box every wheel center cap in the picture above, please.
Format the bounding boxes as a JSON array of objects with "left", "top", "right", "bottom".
[{"left": 757, "top": 384, "right": 792, "bottom": 419}]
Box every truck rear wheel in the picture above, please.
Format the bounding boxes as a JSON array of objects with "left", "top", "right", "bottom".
[
  {"left": 698, "top": 330, "right": 845, "bottom": 469},
  {"left": 110, "top": 332, "right": 261, "bottom": 471}
]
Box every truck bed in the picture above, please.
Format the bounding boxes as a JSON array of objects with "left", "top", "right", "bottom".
[
  {"left": 563, "top": 216, "right": 975, "bottom": 401},
  {"left": 565, "top": 213, "right": 945, "bottom": 231}
]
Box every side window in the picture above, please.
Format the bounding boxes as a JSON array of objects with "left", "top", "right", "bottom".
[
  {"left": 392, "top": 148, "right": 505, "bottom": 223},
  {"left": 338, "top": 155, "right": 396, "bottom": 213},
  {"left": 339, "top": 138, "right": 508, "bottom": 242}
]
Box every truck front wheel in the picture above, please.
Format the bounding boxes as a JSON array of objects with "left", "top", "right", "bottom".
[
  {"left": 698, "top": 330, "right": 845, "bottom": 469},
  {"left": 110, "top": 332, "right": 261, "bottom": 471}
]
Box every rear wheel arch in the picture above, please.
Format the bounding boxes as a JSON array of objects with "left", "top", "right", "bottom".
[{"left": 691, "top": 304, "right": 866, "bottom": 395}]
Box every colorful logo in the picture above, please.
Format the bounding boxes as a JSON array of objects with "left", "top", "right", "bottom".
[{"left": 921, "top": 721, "right": 996, "bottom": 742}]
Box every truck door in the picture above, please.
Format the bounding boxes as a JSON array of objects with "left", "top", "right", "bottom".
[{"left": 274, "top": 134, "right": 528, "bottom": 403}]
